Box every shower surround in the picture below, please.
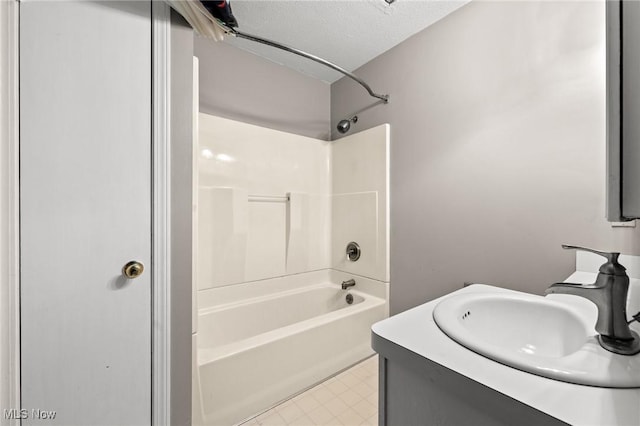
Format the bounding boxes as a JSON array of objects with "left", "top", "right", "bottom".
[{"left": 192, "top": 115, "right": 390, "bottom": 425}]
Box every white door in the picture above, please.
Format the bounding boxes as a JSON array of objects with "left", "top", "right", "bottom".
[{"left": 20, "top": 1, "right": 151, "bottom": 425}]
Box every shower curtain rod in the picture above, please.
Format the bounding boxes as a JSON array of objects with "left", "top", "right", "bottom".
[{"left": 229, "top": 29, "right": 390, "bottom": 104}]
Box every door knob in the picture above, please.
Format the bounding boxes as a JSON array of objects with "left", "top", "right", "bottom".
[{"left": 122, "top": 261, "right": 144, "bottom": 279}]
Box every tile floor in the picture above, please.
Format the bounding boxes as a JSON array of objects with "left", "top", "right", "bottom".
[{"left": 242, "top": 355, "right": 379, "bottom": 426}]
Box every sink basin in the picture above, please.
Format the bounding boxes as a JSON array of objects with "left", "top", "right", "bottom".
[{"left": 433, "top": 289, "right": 640, "bottom": 388}]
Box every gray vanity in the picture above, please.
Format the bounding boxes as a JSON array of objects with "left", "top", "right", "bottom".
[
  {"left": 372, "top": 251, "right": 640, "bottom": 425},
  {"left": 372, "top": 327, "right": 565, "bottom": 426}
]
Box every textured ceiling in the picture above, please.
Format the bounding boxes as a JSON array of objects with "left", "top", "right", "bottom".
[{"left": 222, "top": 0, "right": 470, "bottom": 83}]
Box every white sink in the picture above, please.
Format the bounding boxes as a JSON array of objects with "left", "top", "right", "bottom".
[{"left": 433, "top": 289, "right": 640, "bottom": 388}]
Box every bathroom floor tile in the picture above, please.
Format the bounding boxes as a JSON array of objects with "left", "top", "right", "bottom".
[
  {"left": 306, "top": 406, "right": 334, "bottom": 425},
  {"left": 277, "top": 401, "right": 305, "bottom": 423},
  {"left": 365, "top": 392, "right": 377, "bottom": 407},
  {"left": 350, "top": 382, "right": 376, "bottom": 399},
  {"left": 310, "top": 386, "right": 335, "bottom": 405},
  {"left": 334, "top": 372, "right": 360, "bottom": 388},
  {"left": 241, "top": 355, "right": 379, "bottom": 426},
  {"left": 289, "top": 414, "right": 314, "bottom": 426},
  {"left": 351, "top": 400, "right": 376, "bottom": 419},
  {"left": 359, "top": 414, "right": 377, "bottom": 426},
  {"left": 324, "top": 378, "right": 349, "bottom": 396},
  {"left": 363, "top": 375, "right": 377, "bottom": 389},
  {"left": 256, "top": 411, "right": 287, "bottom": 426},
  {"left": 334, "top": 408, "right": 365, "bottom": 426},
  {"left": 349, "top": 367, "right": 371, "bottom": 380},
  {"left": 324, "top": 397, "right": 349, "bottom": 417},
  {"left": 292, "top": 394, "right": 321, "bottom": 414},
  {"left": 336, "top": 390, "right": 363, "bottom": 407}
]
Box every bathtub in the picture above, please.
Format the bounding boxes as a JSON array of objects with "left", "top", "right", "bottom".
[{"left": 194, "top": 277, "right": 387, "bottom": 426}]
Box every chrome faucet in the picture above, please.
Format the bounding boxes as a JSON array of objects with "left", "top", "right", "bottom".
[
  {"left": 546, "top": 245, "right": 640, "bottom": 355},
  {"left": 341, "top": 279, "right": 356, "bottom": 290}
]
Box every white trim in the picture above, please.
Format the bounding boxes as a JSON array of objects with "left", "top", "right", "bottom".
[
  {"left": 0, "top": 0, "right": 21, "bottom": 424},
  {"left": 152, "top": 2, "right": 172, "bottom": 425}
]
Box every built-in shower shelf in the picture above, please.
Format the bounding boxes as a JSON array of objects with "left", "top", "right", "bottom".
[{"left": 248, "top": 194, "right": 290, "bottom": 203}]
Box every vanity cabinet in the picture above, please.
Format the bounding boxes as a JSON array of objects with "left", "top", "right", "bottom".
[{"left": 373, "top": 336, "right": 565, "bottom": 426}]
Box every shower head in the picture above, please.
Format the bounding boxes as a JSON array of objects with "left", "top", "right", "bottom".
[{"left": 337, "top": 115, "right": 358, "bottom": 134}]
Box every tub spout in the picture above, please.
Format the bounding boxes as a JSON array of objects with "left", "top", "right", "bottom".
[{"left": 341, "top": 279, "right": 356, "bottom": 290}]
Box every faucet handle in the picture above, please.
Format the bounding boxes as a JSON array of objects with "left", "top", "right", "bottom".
[
  {"left": 561, "top": 244, "right": 620, "bottom": 261},
  {"left": 561, "top": 244, "right": 626, "bottom": 276}
]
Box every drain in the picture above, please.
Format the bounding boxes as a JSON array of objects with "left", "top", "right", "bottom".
[{"left": 346, "top": 293, "right": 354, "bottom": 305}]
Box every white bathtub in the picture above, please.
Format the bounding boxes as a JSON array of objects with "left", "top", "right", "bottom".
[{"left": 194, "top": 277, "right": 387, "bottom": 426}]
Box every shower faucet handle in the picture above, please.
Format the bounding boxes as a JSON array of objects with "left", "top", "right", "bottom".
[{"left": 346, "top": 242, "right": 361, "bottom": 262}]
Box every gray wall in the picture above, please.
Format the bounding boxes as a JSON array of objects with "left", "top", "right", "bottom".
[
  {"left": 331, "top": 1, "right": 640, "bottom": 314},
  {"left": 170, "top": 10, "right": 193, "bottom": 426},
  {"left": 195, "top": 36, "right": 331, "bottom": 140}
]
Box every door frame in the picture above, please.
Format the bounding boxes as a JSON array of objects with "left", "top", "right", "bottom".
[
  {"left": 0, "top": 1, "right": 174, "bottom": 424},
  {"left": 0, "top": 0, "right": 21, "bottom": 423},
  {"left": 151, "top": 2, "right": 173, "bottom": 425}
]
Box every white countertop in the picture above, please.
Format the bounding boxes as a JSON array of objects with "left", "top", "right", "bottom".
[{"left": 372, "top": 269, "right": 640, "bottom": 426}]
